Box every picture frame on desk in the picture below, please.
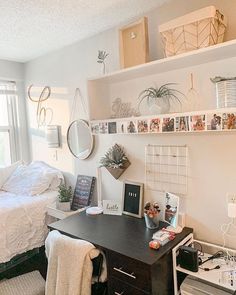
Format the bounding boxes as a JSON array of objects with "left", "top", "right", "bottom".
[
  {"left": 122, "top": 181, "right": 143, "bottom": 218},
  {"left": 103, "top": 200, "right": 122, "bottom": 215}
]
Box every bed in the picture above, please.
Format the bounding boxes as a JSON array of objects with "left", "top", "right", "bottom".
[
  {"left": 0, "top": 190, "right": 57, "bottom": 264},
  {"left": 0, "top": 161, "right": 63, "bottom": 266}
]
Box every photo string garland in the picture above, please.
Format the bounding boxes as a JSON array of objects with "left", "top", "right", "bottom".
[{"left": 90, "top": 109, "right": 236, "bottom": 135}]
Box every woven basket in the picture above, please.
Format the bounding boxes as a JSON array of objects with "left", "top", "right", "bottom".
[{"left": 159, "top": 6, "right": 227, "bottom": 57}]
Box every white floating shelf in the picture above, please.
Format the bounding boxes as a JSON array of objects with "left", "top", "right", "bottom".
[{"left": 88, "top": 39, "right": 236, "bottom": 84}]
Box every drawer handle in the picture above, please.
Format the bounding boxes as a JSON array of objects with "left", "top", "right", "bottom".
[
  {"left": 114, "top": 292, "right": 124, "bottom": 295},
  {"left": 113, "top": 267, "right": 136, "bottom": 279}
]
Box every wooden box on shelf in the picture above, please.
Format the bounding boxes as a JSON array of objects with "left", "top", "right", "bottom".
[{"left": 119, "top": 17, "right": 149, "bottom": 69}]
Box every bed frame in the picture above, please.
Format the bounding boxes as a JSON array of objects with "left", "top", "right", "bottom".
[{"left": 0, "top": 248, "right": 41, "bottom": 274}]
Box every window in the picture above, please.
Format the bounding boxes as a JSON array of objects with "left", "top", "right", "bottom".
[{"left": 0, "top": 81, "right": 18, "bottom": 167}]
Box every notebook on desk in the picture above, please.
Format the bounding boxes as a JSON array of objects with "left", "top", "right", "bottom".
[{"left": 71, "top": 175, "right": 96, "bottom": 211}]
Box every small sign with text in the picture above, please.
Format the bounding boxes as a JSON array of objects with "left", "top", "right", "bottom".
[{"left": 102, "top": 200, "right": 122, "bottom": 215}]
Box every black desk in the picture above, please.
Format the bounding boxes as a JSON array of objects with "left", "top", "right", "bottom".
[{"left": 49, "top": 212, "right": 192, "bottom": 295}]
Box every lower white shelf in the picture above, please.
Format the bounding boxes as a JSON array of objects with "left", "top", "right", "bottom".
[
  {"left": 172, "top": 234, "right": 236, "bottom": 294},
  {"left": 176, "top": 260, "right": 236, "bottom": 291},
  {"left": 46, "top": 202, "right": 86, "bottom": 220}
]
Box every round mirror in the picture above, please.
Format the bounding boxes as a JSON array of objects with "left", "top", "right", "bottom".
[{"left": 67, "top": 120, "right": 94, "bottom": 160}]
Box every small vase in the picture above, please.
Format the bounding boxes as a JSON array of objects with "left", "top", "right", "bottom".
[
  {"left": 101, "top": 62, "right": 106, "bottom": 75},
  {"left": 144, "top": 213, "right": 159, "bottom": 229},
  {"left": 57, "top": 202, "right": 71, "bottom": 212}
]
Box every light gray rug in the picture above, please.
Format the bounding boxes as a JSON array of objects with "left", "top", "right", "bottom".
[{"left": 0, "top": 271, "right": 45, "bottom": 295}]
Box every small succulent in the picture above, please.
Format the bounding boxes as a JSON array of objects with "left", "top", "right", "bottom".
[
  {"left": 58, "top": 184, "right": 73, "bottom": 203},
  {"left": 138, "top": 83, "right": 184, "bottom": 109},
  {"left": 100, "top": 144, "right": 129, "bottom": 169}
]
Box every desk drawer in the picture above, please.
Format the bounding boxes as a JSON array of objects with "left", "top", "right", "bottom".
[
  {"left": 108, "top": 251, "right": 151, "bottom": 292},
  {"left": 110, "top": 277, "right": 149, "bottom": 295}
]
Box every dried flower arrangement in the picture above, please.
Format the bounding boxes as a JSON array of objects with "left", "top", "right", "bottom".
[
  {"left": 97, "top": 50, "right": 109, "bottom": 74},
  {"left": 144, "top": 202, "right": 161, "bottom": 218}
]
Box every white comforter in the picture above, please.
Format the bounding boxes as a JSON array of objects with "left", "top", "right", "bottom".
[{"left": 0, "top": 190, "right": 57, "bottom": 263}]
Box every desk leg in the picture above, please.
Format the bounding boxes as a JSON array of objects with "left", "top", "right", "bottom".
[{"left": 172, "top": 233, "right": 193, "bottom": 295}]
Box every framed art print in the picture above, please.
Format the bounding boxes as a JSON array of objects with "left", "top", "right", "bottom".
[{"left": 123, "top": 181, "right": 143, "bottom": 218}]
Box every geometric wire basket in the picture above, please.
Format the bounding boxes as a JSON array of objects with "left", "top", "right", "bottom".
[
  {"left": 159, "top": 7, "right": 226, "bottom": 57},
  {"left": 145, "top": 144, "right": 188, "bottom": 196}
]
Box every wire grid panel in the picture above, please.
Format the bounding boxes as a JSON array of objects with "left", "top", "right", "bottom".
[{"left": 145, "top": 144, "right": 188, "bottom": 196}]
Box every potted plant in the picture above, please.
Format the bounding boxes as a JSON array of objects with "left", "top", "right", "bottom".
[
  {"left": 100, "top": 144, "right": 130, "bottom": 179},
  {"left": 57, "top": 184, "right": 73, "bottom": 212},
  {"left": 138, "top": 83, "right": 184, "bottom": 114}
]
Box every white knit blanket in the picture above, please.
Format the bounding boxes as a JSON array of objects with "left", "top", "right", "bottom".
[
  {"left": 45, "top": 230, "right": 100, "bottom": 295},
  {"left": 0, "top": 190, "right": 57, "bottom": 263}
]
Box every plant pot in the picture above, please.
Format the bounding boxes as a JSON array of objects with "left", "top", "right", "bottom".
[
  {"left": 57, "top": 201, "right": 71, "bottom": 212},
  {"left": 155, "top": 99, "right": 170, "bottom": 114},
  {"left": 144, "top": 213, "right": 160, "bottom": 229},
  {"left": 106, "top": 161, "right": 131, "bottom": 179}
]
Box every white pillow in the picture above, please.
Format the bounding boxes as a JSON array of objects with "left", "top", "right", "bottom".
[
  {"left": 27, "top": 161, "right": 64, "bottom": 190},
  {"left": 2, "top": 161, "right": 63, "bottom": 196},
  {"left": 0, "top": 161, "right": 22, "bottom": 188}
]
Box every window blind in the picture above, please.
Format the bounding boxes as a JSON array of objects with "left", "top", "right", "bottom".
[{"left": 0, "top": 81, "right": 16, "bottom": 95}]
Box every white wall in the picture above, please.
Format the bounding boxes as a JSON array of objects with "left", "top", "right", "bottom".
[
  {"left": 24, "top": 0, "right": 236, "bottom": 248},
  {"left": 0, "top": 59, "right": 29, "bottom": 163}
]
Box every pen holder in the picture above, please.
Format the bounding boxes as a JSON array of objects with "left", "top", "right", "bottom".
[{"left": 144, "top": 213, "right": 159, "bottom": 229}]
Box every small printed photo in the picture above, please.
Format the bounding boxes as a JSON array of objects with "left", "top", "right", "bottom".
[
  {"left": 222, "top": 113, "right": 236, "bottom": 130},
  {"left": 176, "top": 116, "right": 189, "bottom": 132},
  {"left": 162, "top": 117, "right": 175, "bottom": 132},
  {"left": 127, "top": 120, "right": 137, "bottom": 133},
  {"left": 190, "top": 115, "right": 206, "bottom": 131},
  {"left": 99, "top": 122, "right": 108, "bottom": 134},
  {"left": 108, "top": 122, "right": 117, "bottom": 134},
  {"left": 207, "top": 113, "right": 222, "bottom": 131},
  {"left": 117, "top": 121, "right": 127, "bottom": 134},
  {"left": 91, "top": 123, "right": 99, "bottom": 134},
  {"left": 149, "top": 118, "right": 161, "bottom": 133},
  {"left": 137, "top": 120, "right": 148, "bottom": 133}
]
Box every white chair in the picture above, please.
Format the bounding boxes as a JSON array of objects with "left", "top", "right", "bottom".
[{"left": 0, "top": 231, "right": 107, "bottom": 295}]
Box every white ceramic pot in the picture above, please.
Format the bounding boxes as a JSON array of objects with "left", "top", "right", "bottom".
[{"left": 57, "top": 202, "right": 71, "bottom": 212}]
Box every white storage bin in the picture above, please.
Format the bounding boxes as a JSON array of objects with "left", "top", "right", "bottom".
[
  {"left": 159, "top": 6, "right": 227, "bottom": 57},
  {"left": 215, "top": 80, "right": 236, "bottom": 108}
]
